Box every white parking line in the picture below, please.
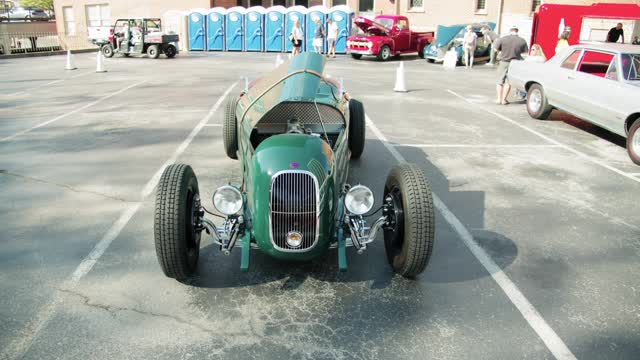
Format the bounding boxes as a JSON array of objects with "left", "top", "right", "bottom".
[
  {"left": 0, "top": 80, "right": 146, "bottom": 143},
  {"left": 366, "top": 114, "right": 577, "bottom": 360},
  {"left": 203, "top": 123, "right": 223, "bottom": 127},
  {"left": 395, "top": 144, "right": 562, "bottom": 148},
  {"left": 447, "top": 89, "right": 640, "bottom": 185},
  {"left": 626, "top": 173, "right": 640, "bottom": 177},
  {"left": 1, "top": 82, "right": 237, "bottom": 360}
]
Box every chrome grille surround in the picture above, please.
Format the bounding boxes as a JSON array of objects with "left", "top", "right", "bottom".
[{"left": 269, "top": 170, "right": 320, "bottom": 252}]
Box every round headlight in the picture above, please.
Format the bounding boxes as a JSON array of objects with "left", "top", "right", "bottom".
[
  {"left": 212, "top": 186, "right": 242, "bottom": 215},
  {"left": 345, "top": 185, "right": 374, "bottom": 215}
]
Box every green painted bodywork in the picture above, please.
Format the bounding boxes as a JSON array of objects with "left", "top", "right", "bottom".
[{"left": 234, "top": 52, "right": 352, "bottom": 261}]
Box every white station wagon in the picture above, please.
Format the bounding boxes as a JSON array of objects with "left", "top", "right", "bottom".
[{"left": 509, "top": 44, "right": 640, "bottom": 165}]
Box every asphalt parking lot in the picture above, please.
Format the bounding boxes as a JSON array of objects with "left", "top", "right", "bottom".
[{"left": 1, "top": 51, "right": 639, "bottom": 360}]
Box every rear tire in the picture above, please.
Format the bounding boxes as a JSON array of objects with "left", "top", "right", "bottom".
[
  {"left": 418, "top": 46, "right": 425, "bottom": 59},
  {"left": 384, "top": 164, "right": 435, "bottom": 278},
  {"left": 526, "top": 83, "right": 553, "bottom": 120},
  {"left": 377, "top": 45, "right": 391, "bottom": 61},
  {"left": 154, "top": 164, "right": 201, "bottom": 280},
  {"left": 348, "top": 98, "right": 366, "bottom": 159},
  {"left": 165, "top": 44, "right": 177, "bottom": 58},
  {"left": 350, "top": 53, "right": 362, "bottom": 60},
  {"left": 147, "top": 44, "right": 160, "bottom": 59},
  {"left": 223, "top": 95, "right": 239, "bottom": 160},
  {"left": 627, "top": 119, "right": 640, "bottom": 165},
  {"left": 101, "top": 44, "right": 114, "bottom": 58}
]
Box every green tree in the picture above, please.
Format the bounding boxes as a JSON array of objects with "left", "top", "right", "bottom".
[{"left": 20, "top": 0, "right": 53, "bottom": 11}]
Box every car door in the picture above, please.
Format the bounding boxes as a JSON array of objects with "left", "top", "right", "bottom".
[
  {"left": 544, "top": 49, "right": 583, "bottom": 114},
  {"left": 394, "top": 19, "right": 410, "bottom": 51}
]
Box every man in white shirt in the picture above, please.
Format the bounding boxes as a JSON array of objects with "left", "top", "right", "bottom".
[{"left": 326, "top": 18, "right": 338, "bottom": 58}]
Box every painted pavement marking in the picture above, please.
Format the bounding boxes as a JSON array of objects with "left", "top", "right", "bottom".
[{"left": 394, "top": 144, "right": 563, "bottom": 148}]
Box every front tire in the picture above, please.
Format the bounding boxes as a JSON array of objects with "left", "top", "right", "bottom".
[
  {"left": 350, "top": 53, "right": 362, "bottom": 60},
  {"left": 154, "top": 164, "right": 202, "bottom": 280},
  {"left": 526, "top": 83, "right": 553, "bottom": 120},
  {"left": 223, "top": 95, "right": 239, "bottom": 160},
  {"left": 384, "top": 164, "right": 435, "bottom": 278},
  {"left": 101, "top": 44, "right": 114, "bottom": 58},
  {"left": 147, "top": 44, "right": 160, "bottom": 59},
  {"left": 377, "top": 45, "right": 391, "bottom": 61},
  {"left": 348, "top": 98, "right": 366, "bottom": 159},
  {"left": 627, "top": 119, "right": 640, "bottom": 165}
]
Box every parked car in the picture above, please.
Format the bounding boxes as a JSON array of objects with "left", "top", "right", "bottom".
[
  {"left": 89, "top": 18, "right": 178, "bottom": 59},
  {"left": 153, "top": 53, "right": 436, "bottom": 280},
  {"left": 0, "top": 6, "right": 49, "bottom": 21},
  {"left": 423, "top": 22, "right": 495, "bottom": 65},
  {"left": 509, "top": 44, "right": 640, "bottom": 165},
  {"left": 347, "top": 15, "right": 434, "bottom": 61}
]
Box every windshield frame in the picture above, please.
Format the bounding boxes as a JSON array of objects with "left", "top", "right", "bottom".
[{"left": 621, "top": 53, "right": 640, "bottom": 81}]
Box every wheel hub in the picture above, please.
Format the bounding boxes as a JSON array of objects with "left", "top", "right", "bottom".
[
  {"left": 529, "top": 89, "right": 542, "bottom": 113},
  {"left": 383, "top": 188, "right": 404, "bottom": 251},
  {"left": 633, "top": 128, "right": 640, "bottom": 156}
]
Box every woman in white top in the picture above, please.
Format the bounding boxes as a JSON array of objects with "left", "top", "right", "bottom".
[
  {"left": 291, "top": 20, "right": 303, "bottom": 56},
  {"left": 463, "top": 25, "right": 477, "bottom": 69}
]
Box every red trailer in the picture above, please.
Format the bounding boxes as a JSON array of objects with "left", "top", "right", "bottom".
[{"left": 531, "top": 3, "right": 640, "bottom": 59}]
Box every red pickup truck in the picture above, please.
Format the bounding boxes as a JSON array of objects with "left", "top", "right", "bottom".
[{"left": 347, "top": 15, "right": 434, "bottom": 61}]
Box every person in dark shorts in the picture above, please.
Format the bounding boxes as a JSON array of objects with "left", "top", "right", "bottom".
[
  {"left": 607, "top": 23, "right": 625, "bottom": 43},
  {"left": 291, "top": 20, "right": 303, "bottom": 56},
  {"left": 493, "top": 25, "right": 528, "bottom": 105}
]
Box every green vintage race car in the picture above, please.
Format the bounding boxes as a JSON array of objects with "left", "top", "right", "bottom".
[{"left": 154, "top": 53, "right": 436, "bottom": 279}]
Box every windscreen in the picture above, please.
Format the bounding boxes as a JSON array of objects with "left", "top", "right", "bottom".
[{"left": 621, "top": 54, "right": 640, "bottom": 81}]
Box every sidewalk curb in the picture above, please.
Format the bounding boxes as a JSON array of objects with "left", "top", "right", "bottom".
[{"left": 0, "top": 48, "right": 97, "bottom": 60}]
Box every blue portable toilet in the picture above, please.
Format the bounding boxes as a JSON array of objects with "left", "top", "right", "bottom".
[
  {"left": 265, "top": 6, "right": 286, "bottom": 52},
  {"left": 328, "top": 5, "right": 354, "bottom": 54},
  {"left": 206, "top": 7, "right": 226, "bottom": 51},
  {"left": 307, "top": 6, "right": 328, "bottom": 53},
  {"left": 245, "top": 6, "right": 266, "bottom": 52},
  {"left": 188, "top": 9, "right": 207, "bottom": 51},
  {"left": 226, "top": 7, "right": 246, "bottom": 51},
  {"left": 285, "top": 6, "right": 307, "bottom": 52}
]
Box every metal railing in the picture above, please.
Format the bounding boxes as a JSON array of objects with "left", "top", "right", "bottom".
[{"left": 0, "top": 31, "right": 95, "bottom": 55}]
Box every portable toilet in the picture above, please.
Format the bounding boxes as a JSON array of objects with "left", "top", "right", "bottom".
[
  {"left": 285, "top": 6, "right": 308, "bottom": 52},
  {"left": 245, "top": 6, "right": 266, "bottom": 52},
  {"left": 306, "top": 6, "right": 328, "bottom": 53},
  {"left": 226, "top": 6, "right": 246, "bottom": 51},
  {"left": 188, "top": 9, "right": 207, "bottom": 51},
  {"left": 328, "top": 5, "right": 354, "bottom": 54},
  {"left": 206, "top": 7, "right": 226, "bottom": 51},
  {"left": 265, "top": 6, "right": 286, "bottom": 52}
]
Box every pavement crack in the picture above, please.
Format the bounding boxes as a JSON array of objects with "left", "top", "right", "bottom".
[
  {"left": 58, "top": 289, "right": 217, "bottom": 335},
  {"left": 0, "top": 170, "right": 132, "bottom": 202}
]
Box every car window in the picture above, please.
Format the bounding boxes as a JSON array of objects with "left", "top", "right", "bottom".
[
  {"left": 578, "top": 50, "right": 614, "bottom": 78},
  {"left": 397, "top": 20, "right": 407, "bottom": 30},
  {"left": 375, "top": 18, "right": 393, "bottom": 29},
  {"left": 560, "top": 50, "right": 581, "bottom": 70},
  {"left": 145, "top": 19, "right": 161, "bottom": 33},
  {"left": 605, "top": 57, "right": 619, "bottom": 81},
  {"left": 621, "top": 53, "right": 640, "bottom": 81}
]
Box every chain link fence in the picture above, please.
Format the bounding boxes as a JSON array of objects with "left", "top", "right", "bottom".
[{"left": 0, "top": 31, "right": 96, "bottom": 55}]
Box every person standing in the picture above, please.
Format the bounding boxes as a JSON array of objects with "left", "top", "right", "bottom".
[
  {"left": 327, "top": 18, "right": 338, "bottom": 58},
  {"left": 462, "top": 25, "right": 477, "bottom": 69},
  {"left": 313, "top": 18, "right": 325, "bottom": 54},
  {"left": 291, "top": 20, "right": 303, "bottom": 56},
  {"left": 493, "top": 25, "right": 528, "bottom": 105},
  {"left": 482, "top": 25, "right": 499, "bottom": 66},
  {"left": 607, "top": 23, "right": 625, "bottom": 43}
]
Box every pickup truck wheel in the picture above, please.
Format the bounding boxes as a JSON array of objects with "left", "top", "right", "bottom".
[
  {"left": 154, "top": 164, "right": 202, "bottom": 280},
  {"left": 526, "top": 84, "right": 553, "bottom": 120},
  {"left": 147, "top": 44, "right": 160, "bottom": 59},
  {"left": 165, "top": 44, "right": 177, "bottom": 58},
  {"left": 383, "top": 164, "right": 435, "bottom": 278},
  {"left": 101, "top": 44, "right": 114, "bottom": 58},
  {"left": 418, "top": 47, "right": 425, "bottom": 59},
  {"left": 350, "top": 53, "right": 362, "bottom": 60},
  {"left": 627, "top": 119, "right": 640, "bottom": 165},
  {"left": 378, "top": 45, "right": 391, "bottom": 61},
  {"left": 223, "top": 95, "right": 239, "bottom": 160},
  {"left": 348, "top": 98, "right": 366, "bottom": 159}
]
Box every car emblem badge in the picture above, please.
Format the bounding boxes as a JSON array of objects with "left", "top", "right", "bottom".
[{"left": 290, "top": 161, "right": 300, "bottom": 169}]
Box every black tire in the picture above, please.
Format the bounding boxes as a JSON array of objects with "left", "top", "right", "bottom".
[
  {"left": 223, "top": 95, "right": 239, "bottom": 160},
  {"left": 426, "top": 58, "right": 435, "bottom": 63},
  {"left": 377, "top": 45, "right": 391, "bottom": 61},
  {"left": 418, "top": 46, "right": 425, "bottom": 59},
  {"left": 526, "top": 83, "right": 553, "bottom": 120},
  {"left": 627, "top": 119, "right": 640, "bottom": 165},
  {"left": 165, "top": 44, "right": 177, "bottom": 58},
  {"left": 383, "top": 164, "right": 435, "bottom": 278},
  {"left": 350, "top": 53, "right": 362, "bottom": 60},
  {"left": 101, "top": 44, "right": 114, "bottom": 58},
  {"left": 147, "top": 44, "right": 160, "bottom": 59},
  {"left": 348, "top": 98, "right": 366, "bottom": 159},
  {"left": 154, "top": 164, "right": 202, "bottom": 279}
]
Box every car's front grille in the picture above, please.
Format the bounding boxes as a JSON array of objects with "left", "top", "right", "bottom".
[{"left": 269, "top": 171, "right": 319, "bottom": 252}]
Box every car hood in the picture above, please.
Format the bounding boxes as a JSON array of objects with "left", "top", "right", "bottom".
[
  {"left": 433, "top": 22, "right": 495, "bottom": 48},
  {"left": 352, "top": 16, "right": 388, "bottom": 36}
]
